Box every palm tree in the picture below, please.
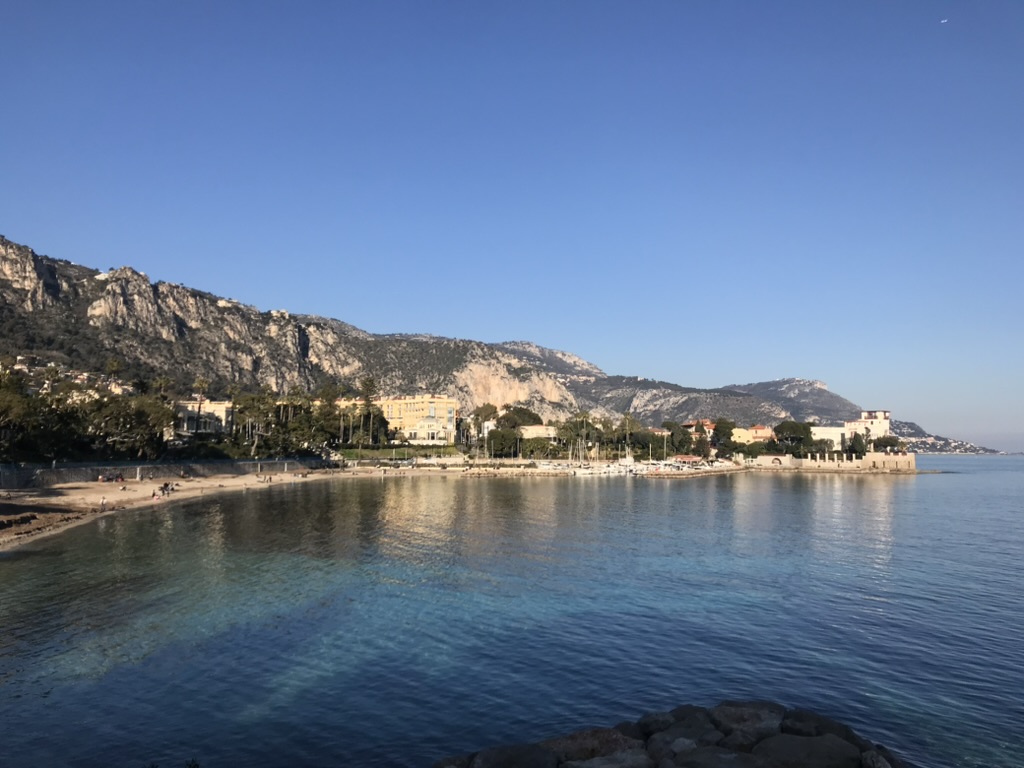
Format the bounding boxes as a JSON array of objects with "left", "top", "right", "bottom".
[
  {"left": 192, "top": 376, "right": 210, "bottom": 435},
  {"left": 153, "top": 376, "right": 174, "bottom": 401}
]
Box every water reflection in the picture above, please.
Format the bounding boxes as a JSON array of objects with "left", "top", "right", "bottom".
[
  {"left": 2, "top": 467, "right": 1021, "bottom": 768},
  {"left": 804, "top": 474, "right": 898, "bottom": 568}
]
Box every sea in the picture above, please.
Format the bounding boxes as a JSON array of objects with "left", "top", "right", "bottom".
[{"left": 1, "top": 455, "right": 1021, "bottom": 767}]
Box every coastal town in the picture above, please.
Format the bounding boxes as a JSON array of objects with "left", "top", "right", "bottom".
[
  {"left": 1, "top": 353, "right": 922, "bottom": 550},
  {"left": 1, "top": 354, "right": 917, "bottom": 471}
]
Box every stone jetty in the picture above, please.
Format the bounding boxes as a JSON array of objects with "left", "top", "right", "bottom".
[{"left": 432, "top": 700, "right": 914, "bottom": 768}]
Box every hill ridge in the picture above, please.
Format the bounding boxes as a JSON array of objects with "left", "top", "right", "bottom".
[{"left": 0, "top": 235, "right": 994, "bottom": 450}]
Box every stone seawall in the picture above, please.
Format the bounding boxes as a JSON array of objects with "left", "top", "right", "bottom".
[{"left": 433, "top": 700, "right": 914, "bottom": 768}]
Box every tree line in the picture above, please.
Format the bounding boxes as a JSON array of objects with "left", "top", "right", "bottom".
[
  {"left": 0, "top": 367, "right": 391, "bottom": 464},
  {"left": 467, "top": 405, "right": 900, "bottom": 461},
  {"left": 1, "top": 362, "right": 900, "bottom": 465}
]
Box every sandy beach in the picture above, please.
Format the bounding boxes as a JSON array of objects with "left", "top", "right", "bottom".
[
  {"left": 0, "top": 464, "right": 541, "bottom": 552},
  {"left": 0, "top": 469, "right": 363, "bottom": 552}
]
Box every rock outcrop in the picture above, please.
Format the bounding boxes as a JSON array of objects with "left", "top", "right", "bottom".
[
  {"left": 432, "top": 700, "right": 914, "bottom": 768},
  {"left": 0, "top": 236, "right": 778, "bottom": 423},
  {"left": 1, "top": 235, "right": 928, "bottom": 434}
]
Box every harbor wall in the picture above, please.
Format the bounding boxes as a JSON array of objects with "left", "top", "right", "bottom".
[{"left": 747, "top": 451, "right": 916, "bottom": 472}]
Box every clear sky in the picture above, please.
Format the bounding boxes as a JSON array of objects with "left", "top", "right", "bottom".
[{"left": 3, "top": 1, "right": 1022, "bottom": 450}]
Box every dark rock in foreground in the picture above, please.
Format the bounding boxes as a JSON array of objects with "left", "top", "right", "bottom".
[{"left": 432, "top": 700, "right": 915, "bottom": 768}]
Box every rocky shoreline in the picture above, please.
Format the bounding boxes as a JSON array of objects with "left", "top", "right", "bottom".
[{"left": 432, "top": 700, "right": 914, "bottom": 768}]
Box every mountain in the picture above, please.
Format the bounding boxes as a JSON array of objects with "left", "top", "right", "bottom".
[
  {"left": 0, "top": 235, "right": 584, "bottom": 421},
  {"left": 724, "top": 379, "right": 862, "bottom": 424},
  {"left": 0, "top": 235, "right": 978, "bottom": 444}
]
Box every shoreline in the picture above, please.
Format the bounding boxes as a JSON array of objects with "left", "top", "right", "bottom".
[
  {"left": 0, "top": 468, "right": 355, "bottom": 553},
  {"left": 0, "top": 463, "right": 924, "bottom": 554}
]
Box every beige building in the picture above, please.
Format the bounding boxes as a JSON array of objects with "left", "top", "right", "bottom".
[
  {"left": 732, "top": 424, "right": 774, "bottom": 444},
  {"left": 174, "top": 399, "right": 235, "bottom": 436},
  {"left": 338, "top": 394, "right": 460, "bottom": 445},
  {"left": 519, "top": 424, "right": 558, "bottom": 440},
  {"left": 681, "top": 418, "right": 716, "bottom": 433}
]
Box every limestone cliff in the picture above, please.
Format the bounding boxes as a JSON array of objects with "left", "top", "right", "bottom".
[
  {"left": 2, "top": 235, "right": 866, "bottom": 427},
  {"left": 725, "top": 378, "right": 862, "bottom": 424}
]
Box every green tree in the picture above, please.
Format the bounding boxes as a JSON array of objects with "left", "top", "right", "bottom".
[
  {"left": 774, "top": 421, "right": 814, "bottom": 456},
  {"left": 693, "top": 434, "right": 712, "bottom": 459},
  {"left": 656, "top": 420, "right": 695, "bottom": 456},
  {"left": 496, "top": 406, "right": 542, "bottom": 430},
  {"left": 0, "top": 372, "right": 33, "bottom": 461},
  {"left": 470, "top": 403, "right": 498, "bottom": 433},
  {"left": 32, "top": 381, "right": 89, "bottom": 461},
  {"left": 809, "top": 439, "right": 835, "bottom": 455},
  {"left": 739, "top": 441, "right": 767, "bottom": 458},
  {"left": 358, "top": 375, "right": 379, "bottom": 412},
  {"left": 233, "top": 387, "right": 277, "bottom": 456},
  {"left": 312, "top": 382, "right": 342, "bottom": 451},
  {"left": 848, "top": 432, "right": 867, "bottom": 457},
  {"left": 556, "top": 411, "right": 606, "bottom": 460},
  {"left": 192, "top": 376, "right": 210, "bottom": 438},
  {"left": 89, "top": 393, "right": 174, "bottom": 459},
  {"left": 618, "top": 413, "right": 643, "bottom": 444},
  {"left": 153, "top": 375, "right": 174, "bottom": 401},
  {"left": 340, "top": 402, "right": 361, "bottom": 445},
  {"left": 521, "top": 437, "right": 555, "bottom": 460},
  {"left": 357, "top": 376, "right": 381, "bottom": 446},
  {"left": 712, "top": 418, "right": 736, "bottom": 446},
  {"left": 712, "top": 418, "right": 737, "bottom": 457},
  {"left": 487, "top": 427, "right": 518, "bottom": 458},
  {"left": 873, "top": 435, "right": 902, "bottom": 452},
  {"left": 275, "top": 392, "right": 319, "bottom": 454}
]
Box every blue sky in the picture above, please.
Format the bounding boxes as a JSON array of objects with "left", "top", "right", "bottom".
[{"left": 3, "top": 1, "right": 1022, "bottom": 450}]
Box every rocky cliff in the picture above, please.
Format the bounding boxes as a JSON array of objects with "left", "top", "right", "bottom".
[
  {"left": 725, "top": 379, "right": 863, "bottom": 424},
  {"left": 0, "top": 235, "right": 875, "bottom": 428}
]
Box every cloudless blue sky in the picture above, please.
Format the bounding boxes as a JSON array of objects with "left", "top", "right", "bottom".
[{"left": 3, "top": 1, "right": 1022, "bottom": 450}]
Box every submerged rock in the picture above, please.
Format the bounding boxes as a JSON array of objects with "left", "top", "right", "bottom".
[
  {"left": 752, "top": 733, "right": 861, "bottom": 767},
  {"left": 468, "top": 742, "right": 558, "bottom": 768},
  {"left": 540, "top": 727, "right": 645, "bottom": 762},
  {"left": 709, "top": 700, "right": 787, "bottom": 751},
  {"left": 431, "top": 701, "right": 913, "bottom": 768}
]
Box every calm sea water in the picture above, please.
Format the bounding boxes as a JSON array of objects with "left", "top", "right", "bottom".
[{"left": 1, "top": 456, "right": 1022, "bottom": 767}]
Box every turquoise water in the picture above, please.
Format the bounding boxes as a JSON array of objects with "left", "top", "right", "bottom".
[{"left": 1, "top": 456, "right": 1022, "bottom": 767}]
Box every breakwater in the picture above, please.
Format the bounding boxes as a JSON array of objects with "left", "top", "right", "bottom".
[{"left": 433, "top": 700, "right": 911, "bottom": 768}]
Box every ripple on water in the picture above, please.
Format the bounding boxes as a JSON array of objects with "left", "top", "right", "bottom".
[{"left": 1, "top": 461, "right": 1023, "bottom": 767}]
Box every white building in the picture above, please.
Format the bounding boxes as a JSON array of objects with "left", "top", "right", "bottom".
[
  {"left": 810, "top": 410, "right": 892, "bottom": 449},
  {"left": 845, "top": 410, "right": 891, "bottom": 440}
]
